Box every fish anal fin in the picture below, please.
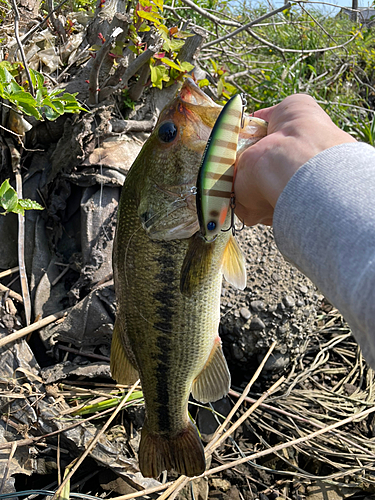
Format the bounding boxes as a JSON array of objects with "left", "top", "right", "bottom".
[
  {"left": 139, "top": 421, "right": 206, "bottom": 478},
  {"left": 222, "top": 235, "right": 247, "bottom": 290},
  {"left": 110, "top": 319, "right": 139, "bottom": 385},
  {"left": 192, "top": 337, "right": 231, "bottom": 404},
  {"left": 180, "top": 233, "right": 214, "bottom": 297}
]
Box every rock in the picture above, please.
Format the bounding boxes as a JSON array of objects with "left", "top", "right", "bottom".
[
  {"left": 178, "top": 477, "right": 209, "bottom": 500},
  {"left": 250, "top": 317, "right": 266, "bottom": 331},
  {"left": 230, "top": 343, "right": 245, "bottom": 362},
  {"left": 210, "top": 478, "right": 231, "bottom": 491},
  {"left": 250, "top": 300, "right": 265, "bottom": 312},
  {"left": 261, "top": 351, "right": 290, "bottom": 371},
  {"left": 239, "top": 307, "right": 251, "bottom": 320},
  {"left": 282, "top": 295, "right": 295, "bottom": 308}
]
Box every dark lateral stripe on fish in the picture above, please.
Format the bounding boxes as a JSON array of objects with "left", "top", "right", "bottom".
[
  {"left": 206, "top": 155, "right": 235, "bottom": 165},
  {"left": 203, "top": 189, "right": 232, "bottom": 198},
  {"left": 211, "top": 138, "right": 237, "bottom": 150},
  {"left": 153, "top": 249, "right": 177, "bottom": 433},
  {"left": 205, "top": 172, "right": 233, "bottom": 182}
]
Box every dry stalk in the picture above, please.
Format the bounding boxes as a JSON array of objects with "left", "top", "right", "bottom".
[
  {"left": 0, "top": 283, "right": 23, "bottom": 303},
  {"left": 208, "top": 340, "right": 277, "bottom": 448},
  {"left": 0, "top": 267, "right": 19, "bottom": 279},
  {"left": 0, "top": 308, "right": 70, "bottom": 348},
  {"left": 52, "top": 379, "right": 141, "bottom": 500},
  {"left": 201, "top": 404, "right": 375, "bottom": 477}
]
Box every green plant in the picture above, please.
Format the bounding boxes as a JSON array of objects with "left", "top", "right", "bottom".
[
  {"left": 0, "top": 179, "right": 44, "bottom": 215},
  {"left": 0, "top": 62, "right": 85, "bottom": 121}
]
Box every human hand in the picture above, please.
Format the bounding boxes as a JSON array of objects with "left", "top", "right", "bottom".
[{"left": 234, "top": 94, "right": 356, "bottom": 226}]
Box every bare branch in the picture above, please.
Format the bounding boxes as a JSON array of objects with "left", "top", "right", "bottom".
[
  {"left": 202, "top": 3, "right": 292, "bottom": 49},
  {"left": 98, "top": 42, "right": 162, "bottom": 102},
  {"left": 88, "top": 26, "right": 124, "bottom": 105},
  {"left": 10, "top": 0, "right": 35, "bottom": 97},
  {"left": 178, "top": 0, "right": 240, "bottom": 27},
  {"left": 244, "top": 27, "right": 360, "bottom": 55},
  {"left": 47, "top": 0, "right": 67, "bottom": 43}
]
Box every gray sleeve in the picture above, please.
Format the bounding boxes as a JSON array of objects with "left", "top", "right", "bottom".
[{"left": 273, "top": 142, "right": 375, "bottom": 368}]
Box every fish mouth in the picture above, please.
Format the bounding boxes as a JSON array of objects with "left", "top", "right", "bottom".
[{"left": 179, "top": 78, "right": 221, "bottom": 108}]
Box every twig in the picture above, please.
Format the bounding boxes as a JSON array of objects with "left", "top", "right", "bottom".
[
  {"left": 202, "top": 4, "right": 291, "bottom": 49},
  {"left": 228, "top": 389, "right": 375, "bottom": 458},
  {"left": 10, "top": 0, "right": 35, "bottom": 97},
  {"left": 88, "top": 27, "right": 124, "bottom": 105},
  {"left": 208, "top": 340, "right": 277, "bottom": 448},
  {"left": 47, "top": 0, "right": 67, "bottom": 43},
  {"left": 158, "top": 376, "right": 285, "bottom": 500},
  {"left": 98, "top": 43, "right": 162, "bottom": 102},
  {"left": 0, "top": 442, "right": 17, "bottom": 494},
  {"left": 18, "top": 0, "right": 70, "bottom": 46},
  {"left": 0, "top": 267, "right": 19, "bottom": 279},
  {"left": 4, "top": 138, "right": 31, "bottom": 326},
  {"left": 202, "top": 405, "right": 375, "bottom": 477},
  {"left": 244, "top": 27, "right": 359, "bottom": 55},
  {"left": 179, "top": 0, "right": 240, "bottom": 27},
  {"left": 0, "top": 283, "right": 23, "bottom": 303},
  {"left": 52, "top": 379, "right": 141, "bottom": 500},
  {"left": 0, "top": 308, "right": 70, "bottom": 349},
  {"left": 56, "top": 344, "right": 110, "bottom": 362}
]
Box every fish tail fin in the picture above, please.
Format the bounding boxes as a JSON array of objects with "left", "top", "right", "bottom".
[{"left": 139, "top": 422, "right": 206, "bottom": 478}]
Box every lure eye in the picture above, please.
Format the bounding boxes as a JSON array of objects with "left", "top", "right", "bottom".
[
  {"left": 207, "top": 221, "right": 216, "bottom": 231},
  {"left": 158, "top": 122, "right": 178, "bottom": 143}
]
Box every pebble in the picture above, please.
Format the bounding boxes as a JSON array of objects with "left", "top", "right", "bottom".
[
  {"left": 298, "top": 284, "right": 309, "bottom": 294},
  {"left": 230, "top": 343, "right": 244, "bottom": 361},
  {"left": 283, "top": 295, "right": 295, "bottom": 308},
  {"left": 272, "top": 272, "right": 281, "bottom": 281},
  {"left": 250, "top": 317, "right": 266, "bottom": 330},
  {"left": 250, "top": 300, "right": 265, "bottom": 312},
  {"left": 239, "top": 307, "right": 251, "bottom": 320}
]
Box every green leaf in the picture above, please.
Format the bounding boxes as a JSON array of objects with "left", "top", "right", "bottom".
[
  {"left": 179, "top": 61, "right": 194, "bottom": 72},
  {"left": 0, "top": 179, "right": 11, "bottom": 198},
  {"left": 136, "top": 10, "right": 162, "bottom": 24},
  {"left": 150, "top": 63, "right": 170, "bottom": 89},
  {"left": 18, "top": 198, "right": 44, "bottom": 211},
  {"left": 0, "top": 186, "right": 18, "bottom": 212},
  {"left": 161, "top": 57, "right": 182, "bottom": 71},
  {"left": 198, "top": 78, "right": 210, "bottom": 88}
]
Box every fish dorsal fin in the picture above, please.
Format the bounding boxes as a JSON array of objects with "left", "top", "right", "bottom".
[
  {"left": 192, "top": 337, "right": 231, "bottom": 403},
  {"left": 222, "top": 235, "right": 247, "bottom": 290},
  {"left": 110, "top": 320, "right": 139, "bottom": 385},
  {"left": 180, "top": 233, "right": 214, "bottom": 297}
]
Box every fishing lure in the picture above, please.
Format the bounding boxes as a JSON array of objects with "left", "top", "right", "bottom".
[{"left": 196, "top": 93, "right": 246, "bottom": 242}]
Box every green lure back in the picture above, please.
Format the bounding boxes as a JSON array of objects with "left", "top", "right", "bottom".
[{"left": 197, "top": 93, "right": 244, "bottom": 242}]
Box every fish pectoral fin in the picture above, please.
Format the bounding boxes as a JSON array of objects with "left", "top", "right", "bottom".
[
  {"left": 222, "top": 235, "right": 247, "bottom": 290},
  {"left": 110, "top": 320, "right": 139, "bottom": 385},
  {"left": 180, "top": 233, "right": 214, "bottom": 297},
  {"left": 191, "top": 337, "right": 231, "bottom": 403}
]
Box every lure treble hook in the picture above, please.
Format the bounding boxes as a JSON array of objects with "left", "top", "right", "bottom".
[{"left": 221, "top": 192, "right": 245, "bottom": 236}]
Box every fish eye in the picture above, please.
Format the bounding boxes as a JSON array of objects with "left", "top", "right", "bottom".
[
  {"left": 207, "top": 221, "right": 216, "bottom": 231},
  {"left": 158, "top": 122, "right": 178, "bottom": 143}
]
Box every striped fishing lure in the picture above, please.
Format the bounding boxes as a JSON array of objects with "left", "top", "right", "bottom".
[{"left": 196, "top": 93, "right": 245, "bottom": 242}]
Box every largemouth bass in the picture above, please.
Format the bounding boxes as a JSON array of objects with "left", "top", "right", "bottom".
[{"left": 111, "top": 79, "right": 267, "bottom": 478}]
